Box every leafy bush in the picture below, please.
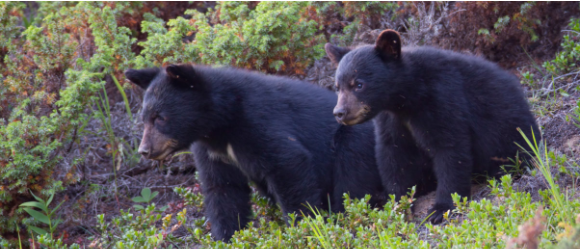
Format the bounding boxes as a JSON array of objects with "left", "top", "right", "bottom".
[
  {"left": 0, "top": 1, "right": 139, "bottom": 236},
  {"left": 35, "top": 204, "right": 188, "bottom": 249},
  {"left": 136, "top": 1, "right": 327, "bottom": 75},
  {"left": 543, "top": 18, "right": 580, "bottom": 75}
]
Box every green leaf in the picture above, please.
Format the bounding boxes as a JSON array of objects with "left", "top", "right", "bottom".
[
  {"left": 19, "top": 201, "right": 48, "bottom": 213},
  {"left": 52, "top": 219, "right": 63, "bottom": 229},
  {"left": 141, "top": 188, "right": 152, "bottom": 199},
  {"left": 45, "top": 193, "right": 54, "bottom": 207},
  {"left": 133, "top": 204, "right": 145, "bottom": 211},
  {"left": 132, "top": 196, "right": 146, "bottom": 203},
  {"left": 29, "top": 226, "right": 48, "bottom": 235},
  {"left": 52, "top": 200, "right": 65, "bottom": 214},
  {"left": 478, "top": 29, "right": 490, "bottom": 35},
  {"left": 23, "top": 208, "right": 50, "bottom": 225},
  {"left": 29, "top": 191, "right": 46, "bottom": 206},
  {"left": 150, "top": 191, "right": 159, "bottom": 201}
]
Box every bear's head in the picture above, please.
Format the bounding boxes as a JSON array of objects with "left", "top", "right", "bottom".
[
  {"left": 125, "top": 64, "right": 213, "bottom": 160},
  {"left": 325, "top": 29, "right": 404, "bottom": 125}
]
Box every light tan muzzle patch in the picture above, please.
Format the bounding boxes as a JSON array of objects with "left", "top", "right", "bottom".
[
  {"left": 333, "top": 90, "right": 370, "bottom": 126},
  {"left": 138, "top": 124, "right": 178, "bottom": 160}
]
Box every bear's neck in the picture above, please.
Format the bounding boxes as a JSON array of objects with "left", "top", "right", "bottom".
[{"left": 383, "top": 63, "right": 430, "bottom": 116}]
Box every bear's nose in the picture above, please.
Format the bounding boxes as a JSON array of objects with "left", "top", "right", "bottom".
[
  {"left": 138, "top": 146, "right": 150, "bottom": 158},
  {"left": 333, "top": 107, "right": 347, "bottom": 120}
]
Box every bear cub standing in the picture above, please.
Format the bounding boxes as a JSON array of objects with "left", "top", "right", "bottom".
[
  {"left": 125, "top": 65, "right": 384, "bottom": 241},
  {"left": 325, "top": 29, "right": 540, "bottom": 224}
]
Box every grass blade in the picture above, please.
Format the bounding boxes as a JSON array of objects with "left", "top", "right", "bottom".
[{"left": 111, "top": 74, "right": 134, "bottom": 122}]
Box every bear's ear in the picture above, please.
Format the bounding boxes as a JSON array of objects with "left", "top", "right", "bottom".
[
  {"left": 125, "top": 68, "right": 160, "bottom": 90},
  {"left": 166, "top": 64, "right": 198, "bottom": 89},
  {"left": 325, "top": 43, "right": 351, "bottom": 66},
  {"left": 375, "top": 29, "right": 401, "bottom": 61}
]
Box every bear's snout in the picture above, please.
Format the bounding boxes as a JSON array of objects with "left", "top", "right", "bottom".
[
  {"left": 138, "top": 144, "right": 150, "bottom": 158},
  {"left": 333, "top": 106, "right": 347, "bottom": 121}
]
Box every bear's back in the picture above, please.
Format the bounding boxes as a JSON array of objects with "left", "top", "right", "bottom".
[
  {"left": 404, "top": 47, "right": 521, "bottom": 92},
  {"left": 197, "top": 66, "right": 339, "bottom": 122},
  {"left": 403, "top": 47, "right": 529, "bottom": 115}
]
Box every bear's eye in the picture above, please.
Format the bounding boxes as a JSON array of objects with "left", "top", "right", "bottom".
[
  {"left": 355, "top": 82, "right": 364, "bottom": 90},
  {"left": 152, "top": 114, "right": 166, "bottom": 126}
]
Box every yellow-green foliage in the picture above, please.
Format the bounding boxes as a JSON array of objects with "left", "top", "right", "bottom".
[
  {"left": 136, "top": 1, "right": 327, "bottom": 75},
  {"left": 0, "top": 2, "right": 138, "bottom": 234}
]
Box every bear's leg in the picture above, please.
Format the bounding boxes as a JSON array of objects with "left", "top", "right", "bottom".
[
  {"left": 374, "top": 113, "right": 433, "bottom": 200},
  {"left": 265, "top": 146, "right": 320, "bottom": 223},
  {"left": 428, "top": 148, "right": 473, "bottom": 224},
  {"left": 192, "top": 144, "right": 252, "bottom": 242},
  {"left": 331, "top": 124, "right": 385, "bottom": 211}
]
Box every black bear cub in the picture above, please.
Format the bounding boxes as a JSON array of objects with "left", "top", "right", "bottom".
[
  {"left": 125, "top": 64, "right": 384, "bottom": 241},
  {"left": 325, "top": 29, "right": 540, "bottom": 224}
]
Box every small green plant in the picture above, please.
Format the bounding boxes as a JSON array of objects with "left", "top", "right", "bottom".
[
  {"left": 500, "top": 151, "right": 528, "bottom": 176},
  {"left": 543, "top": 18, "right": 580, "bottom": 75},
  {"left": 175, "top": 172, "right": 205, "bottom": 212},
  {"left": 19, "top": 191, "right": 63, "bottom": 240},
  {"left": 521, "top": 71, "right": 536, "bottom": 87},
  {"left": 90, "top": 204, "right": 189, "bottom": 249},
  {"left": 132, "top": 187, "right": 167, "bottom": 213}
]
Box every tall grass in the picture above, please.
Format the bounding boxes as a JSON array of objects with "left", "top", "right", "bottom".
[
  {"left": 91, "top": 75, "right": 140, "bottom": 190},
  {"left": 516, "top": 127, "right": 574, "bottom": 223}
]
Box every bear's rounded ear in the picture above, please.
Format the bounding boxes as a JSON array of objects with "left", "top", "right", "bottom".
[
  {"left": 125, "top": 68, "right": 160, "bottom": 90},
  {"left": 325, "top": 43, "right": 351, "bottom": 66},
  {"left": 375, "top": 29, "right": 401, "bottom": 61},
  {"left": 166, "top": 64, "right": 198, "bottom": 89}
]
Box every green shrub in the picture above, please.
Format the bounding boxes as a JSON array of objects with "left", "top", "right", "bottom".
[
  {"left": 543, "top": 18, "right": 580, "bottom": 75},
  {"left": 0, "top": 2, "right": 139, "bottom": 237},
  {"left": 136, "top": 1, "right": 326, "bottom": 75}
]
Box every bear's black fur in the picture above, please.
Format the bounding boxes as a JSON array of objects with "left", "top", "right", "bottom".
[
  {"left": 125, "top": 64, "right": 384, "bottom": 241},
  {"left": 325, "top": 29, "right": 540, "bottom": 224}
]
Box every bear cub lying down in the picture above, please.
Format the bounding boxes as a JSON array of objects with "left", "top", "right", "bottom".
[
  {"left": 326, "top": 29, "right": 540, "bottom": 224},
  {"left": 125, "top": 65, "right": 384, "bottom": 241}
]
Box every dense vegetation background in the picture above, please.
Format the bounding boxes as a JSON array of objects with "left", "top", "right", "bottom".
[{"left": 1, "top": 1, "right": 580, "bottom": 248}]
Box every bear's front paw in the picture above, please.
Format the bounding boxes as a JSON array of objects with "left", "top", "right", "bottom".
[{"left": 427, "top": 204, "right": 453, "bottom": 224}]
